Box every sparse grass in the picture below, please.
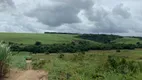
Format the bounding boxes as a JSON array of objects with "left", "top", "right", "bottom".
[{"left": 10, "top": 52, "right": 31, "bottom": 69}]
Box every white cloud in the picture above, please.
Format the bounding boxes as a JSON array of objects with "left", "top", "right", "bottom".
[{"left": 0, "top": 0, "right": 142, "bottom": 36}]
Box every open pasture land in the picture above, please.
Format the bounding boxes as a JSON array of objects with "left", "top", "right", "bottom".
[
  {"left": 11, "top": 49, "right": 142, "bottom": 80},
  {"left": 2, "top": 33, "right": 142, "bottom": 80},
  {"left": 0, "top": 33, "right": 80, "bottom": 44},
  {"left": 113, "top": 37, "right": 142, "bottom": 44},
  {"left": 0, "top": 33, "right": 142, "bottom": 46}
]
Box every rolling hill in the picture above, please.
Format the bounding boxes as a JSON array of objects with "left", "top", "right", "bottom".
[
  {"left": 0, "top": 33, "right": 142, "bottom": 45},
  {"left": 112, "top": 37, "right": 142, "bottom": 44},
  {"left": 0, "top": 33, "right": 80, "bottom": 44}
]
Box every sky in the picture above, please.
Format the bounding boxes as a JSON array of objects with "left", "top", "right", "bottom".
[{"left": 0, "top": 0, "right": 142, "bottom": 36}]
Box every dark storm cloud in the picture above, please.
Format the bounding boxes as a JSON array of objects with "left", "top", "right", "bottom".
[
  {"left": 27, "top": 5, "right": 81, "bottom": 26},
  {"left": 27, "top": 0, "right": 94, "bottom": 26}
]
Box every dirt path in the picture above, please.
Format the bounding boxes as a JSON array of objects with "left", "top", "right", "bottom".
[
  {"left": 26, "top": 60, "right": 33, "bottom": 70},
  {"left": 4, "top": 69, "right": 48, "bottom": 80},
  {"left": 4, "top": 60, "right": 48, "bottom": 80}
]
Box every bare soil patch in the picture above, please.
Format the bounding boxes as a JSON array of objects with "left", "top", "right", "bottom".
[
  {"left": 4, "top": 69, "right": 48, "bottom": 80},
  {"left": 3, "top": 59, "right": 48, "bottom": 80}
]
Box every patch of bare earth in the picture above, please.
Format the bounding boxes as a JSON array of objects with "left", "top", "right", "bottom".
[
  {"left": 4, "top": 60, "right": 48, "bottom": 80},
  {"left": 4, "top": 69, "right": 48, "bottom": 80}
]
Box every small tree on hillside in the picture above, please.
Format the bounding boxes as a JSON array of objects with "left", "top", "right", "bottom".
[{"left": 35, "top": 41, "right": 42, "bottom": 46}]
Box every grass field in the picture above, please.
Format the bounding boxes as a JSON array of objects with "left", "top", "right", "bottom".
[
  {"left": 0, "top": 33, "right": 80, "bottom": 44},
  {"left": 113, "top": 37, "right": 142, "bottom": 44},
  {"left": 11, "top": 49, "right": 142, "bottom": 80},
  {"left": 2, "top": 33, "right": 142, "bottom": 79},
  {"left": 0, "top": 33, "right": 142, "bottom": 45}
]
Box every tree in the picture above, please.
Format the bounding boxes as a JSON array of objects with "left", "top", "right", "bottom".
[
  {"left": 35, "top": 41, "right": 42, "bottom": 46},
  {"left": 136, "top": 42, "right": 140, "bottom": 45}
]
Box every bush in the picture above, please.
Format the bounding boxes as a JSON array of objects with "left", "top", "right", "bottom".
[
  {"left": 35, "top": 41, "right": 42, "bottom": 46},
  {"left": 103, "top": 55, "right": 140, "bottom": 74},
  {"left": 25, "top": 56, "right": 32, "bottom": 60},
  {"left": 59, "top": 54, "right": 64, "bottom": 59},
  {"left": 45, "top": 51, "right": 50, "bottom": 55},
  {"left": 116, "top": 49, "right": 121, "bottom": 52},
  {"left": 32, "top": 59, "right": 46, "bottom": 69},
  {"left": 0, "top": 43, "right": 11, "bottom": 78},
  {"left": 80, "top": 51, "right": 86, "bottom": 55},
  {"left": 72, "top": 53, "right": 85, "bottom": 61}
]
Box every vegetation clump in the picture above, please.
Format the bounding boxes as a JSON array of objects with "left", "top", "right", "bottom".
[
  {"left": 32, "top": 59, "right": 46, "bottom": 70},
  {"left": 25, "top": 56, "right": 32, "bottom": 60},
  {"left": 116, "top": 49, "right": 121, "bottom": 52},
  {"left": 58, "top": 54, "right": 64, "bottom": 59},
  {"left": 99, "top": 55, "right": 142, "bottom": 75},
  {"left": 0, "top": 43, "right": 11, "bottom": 78},
  {"left": 78, "top": 34, "right": 122, "bottom": 43},
  {"left": 9, "top": 40, "right": 137, "bottom": 54}
]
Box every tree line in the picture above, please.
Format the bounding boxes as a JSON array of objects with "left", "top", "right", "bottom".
[
  {"left": 77, "top": 34, "right": 123, "bottom": 43},
  {"left": 9, "top": 40, "right": 139, "bottom": 54},
  {"left": 2, "top": 34, "right": 142, "bottom": 54}
]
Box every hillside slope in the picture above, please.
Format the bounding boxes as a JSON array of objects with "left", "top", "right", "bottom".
[
  {"left": 0, "top": 33, "right": 80, "bottom": 44},
  {"left": 112, "top": 37, "right": 142, "bottom": 44},
  {"left": 0, "top": 33, "right": 142, "bottom": 45}
]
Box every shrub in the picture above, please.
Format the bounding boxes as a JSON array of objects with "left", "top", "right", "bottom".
[
  {"left": 116, "top": 49, "right": 121, "bottom": 52},
  {"left": 25, "top": 56, "right": 32, "bottom": 60},
  {"left": 0, "top": 43, "right": 11, "bottom": 78},
  {"left": 35, "top": 41, "right": 42, "bottom": 46},
  {"left": 72, "top": 53, "right": 85, "bottom": 61},
  {"left": 80, "top": 51, "right": 86, "bottom": 55},
  {"left": 45, "top": 51, "right": 50, "bottom": 55},
  {"left": 32, "top": 59, "right": 46, "bottom": 69},
  {"left": 92, "top": 74, "right": 104, "bottom": 80},
  {"left": 59, "top": 54, "right": 64, "bottom": 59},
  {"left": 103, "top": 55, "right": 140, "bottom": 74}
]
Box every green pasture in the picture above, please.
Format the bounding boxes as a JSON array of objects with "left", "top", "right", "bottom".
[
  {"left": 11, "top": 49, "right": 142, "bottom": 80},
  {"left": 0, "top": 33, "right": 79, "bottom": 44},
  {"left": 113, "top": 37, "right": 142, "bottom": 44},
  {"left": 0, "top": 33, "right": 142, "bottom": 45}
]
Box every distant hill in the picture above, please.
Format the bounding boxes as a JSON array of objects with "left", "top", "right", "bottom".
[
  {"left": 44, "top": 32, "right": 79, "bottom": 35},
  {"left": 0, "top": 32, "right": 142, "bottom": 45},
  {"left": 0, "top": 33, "right": 80, "bottom": 44},
  {"left": 112, "top": 37, "right": 142, "bottom": 44}
]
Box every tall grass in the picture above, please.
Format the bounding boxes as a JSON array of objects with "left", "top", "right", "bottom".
[{"left": 0, "top": 43, "right": 11, "bottom": 78}]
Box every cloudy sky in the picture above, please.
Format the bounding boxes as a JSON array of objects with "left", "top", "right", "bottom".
[{"left": 0, "top": 0, "right": 142, "bottom": 36}]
